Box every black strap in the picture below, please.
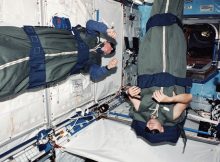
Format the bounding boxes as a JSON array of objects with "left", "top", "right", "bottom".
[{"left": 178, "top": 111, "right": 188, "bottom": 153}]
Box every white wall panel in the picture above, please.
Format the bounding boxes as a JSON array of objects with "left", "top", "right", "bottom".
[
  {"left": 45, "top": 0, "right": 94, "bottom": 27},
  {"left": 48, "top": 74, "right": 95, "bottom": 125},
  {"left": 94, "top": 0, "right": 123, "bottom": 100},
  {"left": 0, "top": 0, "right": 40, "bottom": 26},
  {"left": 0, "top": 106, "right": 12, "bottom": 144},
  {"left": 0, "top": 89, "right": 47, "bottom": 153}
]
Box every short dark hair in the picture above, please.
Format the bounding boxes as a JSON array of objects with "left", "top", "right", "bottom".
[{"left": 108, "top": 41, "right": 116, "bottom": 54}]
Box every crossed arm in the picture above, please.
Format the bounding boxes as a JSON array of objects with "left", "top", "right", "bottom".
[
  {"left": 152, "top": 90, "right": 192, "bottom": 119},
  {"left": 152, "top": 90, "right": 192, "bottom": 104},
  {"left": 127, "top": 86, "right": 192, "bottom": 120}
]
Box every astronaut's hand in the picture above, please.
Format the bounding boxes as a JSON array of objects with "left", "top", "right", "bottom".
[
  {"left": 127, "top": 86, "right": 141, "bottom": 97},
  {"left": 152, "top": 90, "right": 171, "bottom": 103},
  {"left": 107, "top": 28, "right": 116, "bottom": 39},
  {"left": 107, "top": 58, "right": 118, "bottom": 69}
]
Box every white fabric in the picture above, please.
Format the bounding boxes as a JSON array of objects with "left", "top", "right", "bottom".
[
  {"left": 0, "top": 90, "right": 46, "bottom": 143},
  {"left": 64, "top": 119, "right": 220, "bottom": 162},
  {"left": 0, "top": 0, "right": 39, "bottom": 26}
]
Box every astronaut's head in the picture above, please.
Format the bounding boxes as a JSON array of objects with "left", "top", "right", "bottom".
[{"left": 101, "top": 41, "right": 116, "bottom": 55}]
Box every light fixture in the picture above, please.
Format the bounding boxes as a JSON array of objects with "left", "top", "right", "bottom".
[
  {"left": 132, "top": 0, "right": 154, "bottom": 5},
  {"left": 132, "top": 0, "right": 144, "bottom": 5},
  {"left": 144, "top": 0, "right": 154, "bottom": 3}
]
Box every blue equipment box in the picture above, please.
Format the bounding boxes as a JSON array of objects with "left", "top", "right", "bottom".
[{"left": 184, "top": 0, "right": 220, "bottom": 17}]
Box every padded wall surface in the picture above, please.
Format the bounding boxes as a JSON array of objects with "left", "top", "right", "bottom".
[
  {"left": 0, "top": 0, "right": 40, "bottom": 26},
  {"left": 0, "top": 89, "right": 47, "bottom": 153},
  {"left": 94, "top": 0, "right": 123, "bottom": 100}
]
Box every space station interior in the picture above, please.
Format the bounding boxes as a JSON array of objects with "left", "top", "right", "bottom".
[{"left": 0, "top": 0, "right": 220, "bottom": 162}]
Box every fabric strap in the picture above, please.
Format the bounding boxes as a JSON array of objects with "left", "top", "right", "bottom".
[
  {"left": 23, "top": 26, "right": 46, "bottom": 88},
  {"left": 70, "top": 26, "right": 90, "bottom": 74},
  {"left": 137, "top": 72, "right": 192, "bottom": 88},
  {"left": 146, "top": 13, "right": 183, "bottom": 33}
]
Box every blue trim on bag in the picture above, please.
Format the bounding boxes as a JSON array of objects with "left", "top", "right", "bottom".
[
  {"left": 23, "top": 26, "right": 46, "bottom": 88},
  {"left": 137, "top": 72, "right": 192, "bottom": 88},
  {"left": 70, "top": 27, "right": 90, "bottom": 74},
  {"left": 146, "top": 13, "right": 183, "bottom": 33}
]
